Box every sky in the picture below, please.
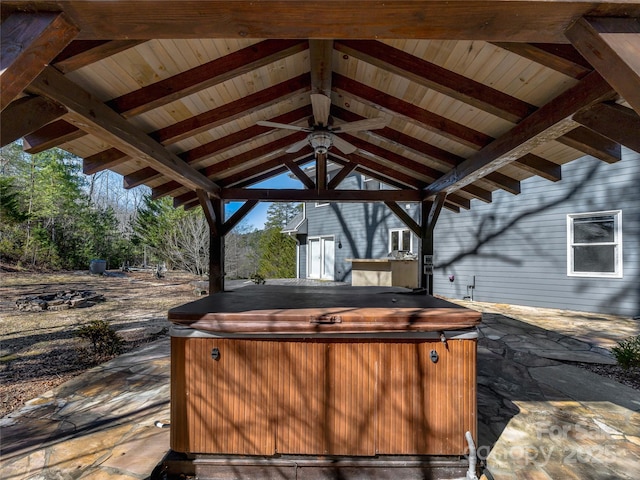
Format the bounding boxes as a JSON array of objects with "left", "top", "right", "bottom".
[{"left": 225, "top": 171, "right": 304, "bottom": 230}]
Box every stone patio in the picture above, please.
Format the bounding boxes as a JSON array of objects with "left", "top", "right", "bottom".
[{"left": 1, "top": 287, "right": 639, "bottom": 479}]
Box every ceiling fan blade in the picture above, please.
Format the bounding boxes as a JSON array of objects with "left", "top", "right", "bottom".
[
  {"left": 332, "top": 135, "right": 358, "bottom": 155},
  {"left": 310, "top": 93, "right": 331, "bottom": 126},
  {"left": 257, "top": 120, "right": 310, "bottom": 132},
  {"left": 285, "top": 138, "right": 310, "bottom": 154},
  {"left": 332, "top": 117, "right": 388, "bottom": 133}
]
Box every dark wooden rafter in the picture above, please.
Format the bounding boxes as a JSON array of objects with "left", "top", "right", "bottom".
[
  {"left": 566, "top": 17, "right": 640, "bottom": 115},
  {"left": 83, "top": 148, "right": 129, "bottom": 175},
  {"left": 1, "top": 96, "right": 67, "bottom": 147},
  {"left": 385, "top": 202, "right": 421, "bottom": 237},
  {"left": 335, "top": 40, "right": 536, "bottom": 123},
  {"left": 338, "top": 152, "right": 424, "bottom": 189},
  {"left": 1, "top": 12, "right": 78, "bottom": 111},
  {"left": 491, "top": 42, "right": 593, "bottom": 79},
  {"left": 52, "top": 40, "right": 144, "bottom": 73},
  {"left": 333, "top": 73, "right": 493, "bottom": 150},
  {"left": 23, "top": 118, "right": 85, "bottom": 153},
  {"left": 223, "top": 152, "right": 313, "bottom": 188},
  {"left": 150, "top": 74, "right": 311, "bottom": 145},
  {"left": 27, "top": 66, "right": 221, "bottom": 195},
  {"left": 480, "top": 171, "right": 521, "bottom": 195},
  {"left": 573, "top": 102, "right": 640, "bottom": 153},
  {"left": 124, "top": 105, "right": 313, "bottom": 188},
  {"left": 512, "top": 154, "right": 562, "bottom": 182},
  {"left": 107, "top": 39, "right": 308, "bottom": 118},
  {"left": 341, "top": 133, "right": 443, "bottom": 181},
  {"left": 423, "top": 70, "right": 616, "bottom": 197},
  {"left": 202, "top": 131, "right": 307, "bottom": 178},
  {"left": 334, "top": 109, "right": 500, "bottom": 199},
  {"left": 22, "top": 40, "right": 310, "bottom": 151},
  {"left": 556, "top": 125, "right": 621, "bottom": 163},
  {"left": 342, "top": 131, "right": 512, "bottom": 199}
]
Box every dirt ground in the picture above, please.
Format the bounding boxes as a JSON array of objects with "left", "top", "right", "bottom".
[{"left": 0, "top": 269, "right": 202, "bottom": 418}]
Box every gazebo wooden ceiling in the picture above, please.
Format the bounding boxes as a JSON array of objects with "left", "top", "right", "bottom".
[{"left": 2, "top": 1, "right": 639, "bottom": 216}]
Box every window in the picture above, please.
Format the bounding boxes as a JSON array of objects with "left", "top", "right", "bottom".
[
  {"left": 567, "top": 211, "right": 622, "bottom": 278},
  {"left": 389, "top": 228, "right": 413, "bottom": 253}
]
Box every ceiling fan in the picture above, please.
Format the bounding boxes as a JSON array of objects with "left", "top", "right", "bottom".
[{"left": 257, "top": 93, "right": 387, "bottom": 156}]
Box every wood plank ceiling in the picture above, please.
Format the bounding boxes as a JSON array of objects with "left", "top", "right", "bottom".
[{"left": 1, "top": 1, "right": 639, "bottom": 214}]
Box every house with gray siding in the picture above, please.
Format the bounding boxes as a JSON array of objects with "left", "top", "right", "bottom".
[{"left": 285, "top": 148, "right": 639, "bottom": 317}]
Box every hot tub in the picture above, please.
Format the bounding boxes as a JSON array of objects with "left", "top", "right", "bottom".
[{"left": 168, "top": 285, "right": 481, "bottom": 478}]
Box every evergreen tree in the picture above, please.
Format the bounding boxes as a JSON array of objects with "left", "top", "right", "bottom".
[{"left": 257, "top": 202, "right": 301, "bottom": 278}]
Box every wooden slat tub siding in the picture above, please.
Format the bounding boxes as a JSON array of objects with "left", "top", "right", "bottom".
[{"left": 172, "top": 336, "right": 476, "bottom": 456}]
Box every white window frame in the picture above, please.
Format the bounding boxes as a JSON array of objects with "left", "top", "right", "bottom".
[
  {"left": 567, "top": 210, "right": 623, "bottom": 278},
  {"left": 388, "top": 228, "right": 413, "bottom": 253}
]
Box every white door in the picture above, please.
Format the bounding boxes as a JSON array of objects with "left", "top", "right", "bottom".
[{"left": 308, "top": 236, "right": 335, "bottom": 280}]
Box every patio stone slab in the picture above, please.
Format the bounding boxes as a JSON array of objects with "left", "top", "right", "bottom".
[{"left": 533, "top": 349, "right": 617, "bottom": 364}]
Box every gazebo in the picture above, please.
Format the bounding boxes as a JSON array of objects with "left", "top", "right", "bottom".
[{"left": 2, "top": 2, "right": 639, "bottom": 478}]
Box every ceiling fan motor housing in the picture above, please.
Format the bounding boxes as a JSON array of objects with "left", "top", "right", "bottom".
[{"left": 309, "top": 132, "right": 333, "bottom": 154}]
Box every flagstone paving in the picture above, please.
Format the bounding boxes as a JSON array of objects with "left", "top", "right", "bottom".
[{"left": 1, "top": 288, "right": 639, "bottom": 479}]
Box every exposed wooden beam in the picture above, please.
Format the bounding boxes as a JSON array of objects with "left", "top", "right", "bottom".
[
  {"left": 338, "top": 152, "right": 425, "bottom": 189},
  {"left": 573, "top": 102, "right": 640, "bottom": 153},
  {"left": 23, "top": 119, "right": 84, "bottom": 153},
  {"left": 220, "top": 188, "right": 423, "bottom": 202},
  {"left": 124, "top": 105, "right": 313, "bottom": 188},
  {"left": 52, "top": 40, "right": 144, "bottom": 73},
  {"left": 1, "top": 96, "right": 66, "bottom": 147},
  {"left": 309, "top": 40, "right": 333, "bottom": 98},
  {"left": 482, "top": 172, "right": 521, "bottom": 195},
  {"left": 443, "top": 203, "right": 461, "bottom": 214},
  {"left": 334, "top": 74, "right": 493, "bottom": 150},
  {"left": 327, "top": 162, "right": 358, "bottom": 190},
  {"left": 3, "top": 2, "right": 638, "bottom": 43},
  {"left": 221, "top": 152, "right": 313, "bottom": 188},
  {"left": 179, "top": 105, "right": 312, "bottom": 166},
  {"left": 123, "top": 166, "right": 158, "bottom": 189},
  {"left": 492, "top": 42, "right": 592, "bottom": 79},
  {"left": 208, "top": 197, "right": 224, "bottom": 293},
  {"left": 1, "top": 12, "right": 78, "bottom": 111},
  {"left": 202, "top": 132, "right": 307, "bottom": 178},
  {"left": 285, "top": 160, "right": 315, "bottom": 189},
  {"left": 222, "top": 200, "right": 259, "bottom": 235},
  {"left": 445, "top": 193, "right": 471, "bottom": 210},
  {"left": 150, "top": 74, "right": 311, "bottom": 145},
  {"left": 423, "top": 71, "right": 615, "bottom": 197},
  {"left": 385, "top": 202, "right": 421, "bottom": 237},
  {"left": 45, "top": 66, "right": 310, "bottom": 161},
  {"left": 196, "top": 189, "right": 219, "bottom": 236},
  {"left": 566, "top": 17, "right": 640, "bottom": 115},
  {"left": 83, "top": 148, "right": 129, "bottom": 175},
  {"left": 336, "top": 40, "right": 535, "bottom": 123},
  {"left": 152, "top": 181, "right": 182, "bottom": 200},
  {"left": 107, "top": 39, "right": 308, "bottom": 118},
  {"left": 28, "top": 66, "right": 221, "bottom": 195},
  {"left": 513, "top": 154, "right": 562, "bottom": 182},
  {"left": 557, "top": 126, "right": 621, "bottom": 163}
]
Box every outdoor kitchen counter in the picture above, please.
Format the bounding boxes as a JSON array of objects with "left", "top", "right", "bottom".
[{"left": 168, "top": 285, "right": 481, "bottom": 333}]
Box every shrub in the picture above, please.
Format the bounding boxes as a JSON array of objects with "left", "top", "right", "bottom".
[
  {"left": 77, "top": 320, "right": 123, "bottom": 362},
  {"left": 610, "top": 335, "right": 640, "bottom": 370}
]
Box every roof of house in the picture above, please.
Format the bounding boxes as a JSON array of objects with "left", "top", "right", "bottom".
[{"left": 2, "top": 1, "right": 639, "bottom": 214}]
